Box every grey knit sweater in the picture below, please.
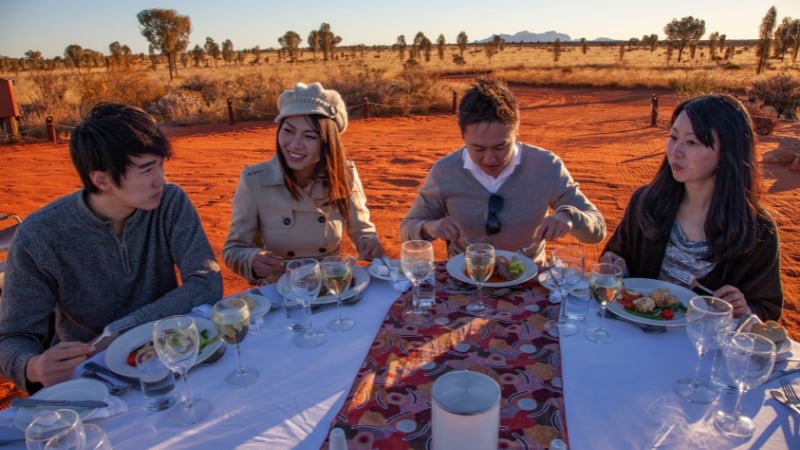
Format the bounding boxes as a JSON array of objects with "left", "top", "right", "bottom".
[{"left": 0, "top": 183, "right": 223, "bottom": 390}]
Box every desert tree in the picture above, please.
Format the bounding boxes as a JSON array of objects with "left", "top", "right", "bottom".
[
  {"left": 789, "top": 19, "right": 800, "bottom": 62},
  {"left": 394, "top": 35, "right": 407, "bottom": 62},
  {"left": 773, "top": 17, "right": 799, "bottom": 62},
  {"left": 436, "top": 34, "right": 446, "bottom": 61},
  {"left": 552, "top": 38, "right": 561, "bottom": 62},
  {"left": 456, "top": 31, "right": 468, "bottom": 57},
  {"left": 645, "top": 34, "right": 659, "bottom": 52},
  {"left": 664, "top": 16, "right": 705, "bottom": 62},
  {"left": 308, "top": 30, "right": 320, "bottom": 61},
  {"left": 708, "top": 32, "right": 719, "bottom": 60},
  {"left": 24, "top": 50, "right": 43, "bottom": 70},
  {"left": 108, "top": 41, "right": 132, "bottom": 69},
  {"left": 137, "top": 8, "right": 191, "bottom": 80},
  {"left": 222, "top": 39, "right": 235, "bottom": 65},
  {"left": 64, "top": 44, "right": 83, "bottom": 72},
  {"left": 412, "top": 32, "right": 432, "bottom": 62},
  {"left": 279, "top": 31, "right": 302, "bottom": 62},
  {"left": 580, "top": 38, "right": 588, "bottom": 55},
  {"left": 204, "top": 37, "right": 221, "bottom": 67},
  {"left": 317, "top": 23, "right": 341, "bottom": 62},
  {"left": 756, "top": 6, "right": 777, "bottom": 74},
  {"left": 190, "top": 44, "right": 205, "bottom": 67}
]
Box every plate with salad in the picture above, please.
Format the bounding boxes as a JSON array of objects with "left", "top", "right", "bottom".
[
  {"left": 104, "top": 317, "right": 221, "bottom": 378},
  {"left": 606, "top": 278, "right": 696, "bottom": 328},
  {"left": 446, "top": 250, "right": 537, "bottom": 288}
]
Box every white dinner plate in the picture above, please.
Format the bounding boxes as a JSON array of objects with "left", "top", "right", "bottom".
[
  {"left": 15, "top": 378, "right": 107, "bottom": 430},
  {"left": 276, "top": 266, "right": 370, "bottom": 305},
  {"left": 606, "top": 278, "right": 697, "bottom": 328},
  {"left": 367, "top": 259, "right": 407, "bottom": 281},
  {"left": 223, "top": 292, "right": 271, "bottom": 321},
  {"left": 445, "top": 250, "right": 538, "bottom": 288},
  {"left": 104, "top": 317, "right": 222, "bottom": 378}
]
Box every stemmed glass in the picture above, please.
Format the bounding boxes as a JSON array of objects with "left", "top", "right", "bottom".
[
  {"left": 585, "top": 262, "right": 623, "bottom": 343},
  {"left": 25, "top": 409, "right": 84, "bottom": 450},
  {"left": 546, "top": 247, "right": 584, "bottom": 337},
  {"left": 212, "top": 297, "right": 259, "bottom": 387},
  {"left": 286, "top": 258, "right": 327, "bottom": 347},
  {"left": 321, "top": 255, "right": 355, "bottom": 332},
  {"left": 401, "top": 240, "right": 434, "bottom": 324},
  {"left": 152, "top": 315, "right": 211, "bottom": 425},
  {"left": 673, "top": 296, "right": 733, "bottom": 403},
  {"left": 465, "top": 243, "right": 495, "bottom": 316},
  {"left": 713, "top": 332, "right": 776, "bottom": 438}
]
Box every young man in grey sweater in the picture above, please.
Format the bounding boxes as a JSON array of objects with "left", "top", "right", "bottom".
[{"left": 0, "top": 103, "right": 223, "bottom": 393}]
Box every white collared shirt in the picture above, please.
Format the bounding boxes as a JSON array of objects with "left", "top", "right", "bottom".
[{"left": 462, "top": 142, "right": 521, "bottom": 193}]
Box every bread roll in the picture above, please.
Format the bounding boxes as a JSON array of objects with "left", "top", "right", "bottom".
[{"left": 750, "top": 320, "right": 787, "bottom": 343}]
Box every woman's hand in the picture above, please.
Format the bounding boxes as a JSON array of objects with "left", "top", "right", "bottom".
[
  {"left": 357, "top": 235, "right": 384, "bottom": 259},
  {"left": 713, "top": 285, "right": 751, "bottom": 318},
  {"left": 252, "top": 250, "right": 286, "bottom": 279},
  {"left": 600, "top": 251, "right": 627, "bottom": 274}
]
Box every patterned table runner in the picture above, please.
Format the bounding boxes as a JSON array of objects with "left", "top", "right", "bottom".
[{"left": 323, "top": 262, "right": 568, "bottom": 449}]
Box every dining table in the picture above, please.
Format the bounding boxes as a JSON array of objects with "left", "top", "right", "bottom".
[{"left": 0, "top": 260, "right": 798, "bottom": 449}]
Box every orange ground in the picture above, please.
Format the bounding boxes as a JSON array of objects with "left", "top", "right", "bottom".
[{"left": 2, "top": 85, "right": 798, "bottom": 406}]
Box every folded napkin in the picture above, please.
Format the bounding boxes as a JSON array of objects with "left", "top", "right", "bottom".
[
  {"left": 192, "top": 303, "right": 265, "bottom": 335},
  {"left": 369, "top": 260, "right": 412, "bottom": 292},
  {"left": 0, "top": 393, "right": 127, "bottom": 429}
]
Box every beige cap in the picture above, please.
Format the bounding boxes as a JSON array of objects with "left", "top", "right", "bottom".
[{"left": 275, "top": 82, "right": 348, "bottom": 133}]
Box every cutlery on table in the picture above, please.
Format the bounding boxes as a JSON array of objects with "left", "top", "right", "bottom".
[
  {"left": 780, "top": 377, "right": 800, "bottom": 409},
  {"left": 83, "top": 361, "right": 139, "bottom": 386},
  {"left": 11, "top": 399, "right": 108, "bottom": 409},
  {"left": 83, "top": 370, "right": 131, "bottom": 396},
  {"left": 603, "top": 309, "right": 666, "bottom": 334},
  {"left": 771, "top": 388, "right": 800, "bottom": 415}
]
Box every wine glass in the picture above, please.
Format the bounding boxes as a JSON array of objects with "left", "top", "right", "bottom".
[
  {"left": 673, "top": 296, "right": 733, "bottom": 403},
  {"left": 286, "top": 258, "right": 327, "bottom": 348},
  {"left": 152, "top": 315, "right": 211, "bottom": 425},
  {"left": 400, "top": 240, "right": 434, "bottom": 324},
  {"left": 321, "top": 255, "right": 355, "bottom": 332},
  {"left": 212, "top": 296, "right": 259, "bottom": 387},
  {"left": 585, "top": 262, "right": 623, "bottom": 343},
  {"left": 546, "top": 247, "right": 584, "bottom": 337},
  {"left": 465, "top": 243, "right": 495, "bottom": 316},
  {"left": 713, "top": 332, "right": 776, "bottom": 438},
  {"left": 25, "top": 409, "right": 84, "bottom": 450}
]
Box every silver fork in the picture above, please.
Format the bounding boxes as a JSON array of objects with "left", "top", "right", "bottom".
[
  {"left": 780, "top": 377, "right": 800, "bottom": 406},
  {"left": 90, "top": 316, "right": 136, "bottom": 346},
  {"left": 671, "top": 269, "right": 715, "bottom": 295}
]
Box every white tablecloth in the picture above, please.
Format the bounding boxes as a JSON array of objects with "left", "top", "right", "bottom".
[
  {"left": 0, "top": 278, "right": 401, "bottom": 449},
  {"left": 561, "top": 301, "right": 800, "bottom": 450}
]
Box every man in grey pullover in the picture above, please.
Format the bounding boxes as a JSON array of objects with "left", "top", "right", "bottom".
[{"left": 0, "top": 103, "right": 223, "bottom": 393}]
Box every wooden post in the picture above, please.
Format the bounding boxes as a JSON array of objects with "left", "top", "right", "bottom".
[
  {"left": 363, "top": 97, "right": 369, "bottom": 120},
  {"left": 452, "top": 91, "right": 457, "bottom": 114},
  {"left": 8, "top": 116, "right": 21, "bottom": 143},
  {"left": 46, "top": 116, "right": 56, "bottom": 142},
  {"left": 227, "top": 98, "right": 234, "bottom": 125},
  {"left": 650, "top": 94, "right": 658, "bottom": 127}
]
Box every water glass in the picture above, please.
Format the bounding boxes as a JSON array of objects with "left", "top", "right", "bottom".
[
  {"left": 136, "top": 349, "right": 178, "bottom": 411},
  {"left": 282, "top": 293, "right": 305, "bottom": 331},
  {"left": 415, "top": 271, "right": 436, "bottom": 309},
  {"left": 25, "top": 409, "right": 84, "bottom": 450},
  {"left": 401, "top": 240, "right": 434, "bottom": 324}
]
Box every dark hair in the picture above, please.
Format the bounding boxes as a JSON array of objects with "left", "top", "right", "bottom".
[
  {"left": 276, "top": 114, "right": 352, "bottom": 219},
  {"left": 636, "top": 93, "right": 764, "bottom": 260},
  {"left": 69, "top": 103, "right": 172, "bottom": 194},
  {"left": 457, "top": 77, "right": 520, "bottom": 134}
]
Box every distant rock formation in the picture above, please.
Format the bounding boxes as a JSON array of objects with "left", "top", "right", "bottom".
[{"left": 475, "top": 30, "right": 614, "bottom": 43}]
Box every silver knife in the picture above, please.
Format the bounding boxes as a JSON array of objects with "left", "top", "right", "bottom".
[{"left": 11, "top": 398, "right": 108, "bottom": 408}]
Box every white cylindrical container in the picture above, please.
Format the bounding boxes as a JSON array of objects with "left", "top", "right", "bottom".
[{"left": 431, "top": 370, "right": 500, "bottom": 450}]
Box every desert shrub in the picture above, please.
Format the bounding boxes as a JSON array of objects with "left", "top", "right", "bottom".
[
  {"left": 749, "top": 74, "right": 800, "bottom": 119},
  {"left": 180, "top": 74, "right": 227, "bottom": 106},
  {"left": 669, "top": 71, "right": 719, "bottom": 101},
  {"left": 150, "top": 90, "right": 205, "bottom": 123},
  {"left": 74, "top": 72, "right": 166, "bottom": 115},
  {"left": 744, "top": 99, "right": 779, "bottom": 135},
  {"left": 721, "top": 62, "right": 741, "bottom": 70},
  {"left": 227, "top": 72, "right": 285, "bottom": 121}
]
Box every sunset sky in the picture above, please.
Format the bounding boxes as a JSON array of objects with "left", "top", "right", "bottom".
[{"left": 1, "top": 0, "right": 799, "bottom": 58}]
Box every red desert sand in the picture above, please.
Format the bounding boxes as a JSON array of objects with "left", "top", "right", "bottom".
[{"left": 1, "top": 85, "right": 798, "bottom": 406}]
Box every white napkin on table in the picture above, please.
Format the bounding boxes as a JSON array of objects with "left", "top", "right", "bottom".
[
  {"left": 370, "top": 260, "right": 412, "bottom": 292},
  {"left": 0, "top": 393, "right": 127, "bottom": 429}
]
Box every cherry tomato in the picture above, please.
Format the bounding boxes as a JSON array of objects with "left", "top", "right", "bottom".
[
  {"left": 662, "top": 308, "right": 674, "bottom": 320},
  {"left": 127, "top": 351, "right": 137, "bottom": 367}
]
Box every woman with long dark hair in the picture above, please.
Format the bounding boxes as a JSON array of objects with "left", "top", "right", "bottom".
[{"left": 601, "top": 93, "right": 783, "bottom": 320}]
